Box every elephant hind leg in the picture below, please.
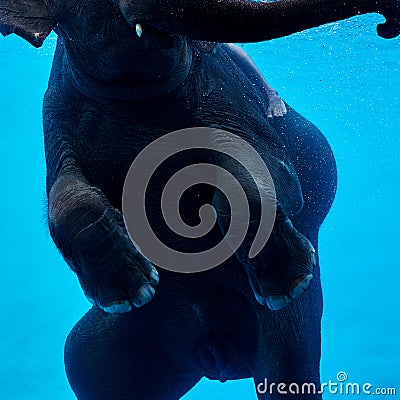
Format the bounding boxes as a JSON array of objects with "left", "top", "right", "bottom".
[{"left": 65, "top": 308, "right": 202, "bottom": 400}]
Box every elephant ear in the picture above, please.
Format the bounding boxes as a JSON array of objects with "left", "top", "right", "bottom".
[{"left": 0, "top": 0, "right": 56, "bottom": 47}]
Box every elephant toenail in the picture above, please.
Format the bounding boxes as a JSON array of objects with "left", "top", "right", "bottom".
[
  {"left": 310, "top": 247, "right": 317, "bottom": 267},
  {"left": 85, "top": 294, "right": 95, "bottom": 305},
  {"left": 135, "top": 24, "right": 143, "bottom": 38},
  {"left": 102, "top": 300, "right": 132, "bottom": 314},
  {"left": 133, "top": 284, "right": 155, "bottom": 307},
  {"left": 254, "top": 291, "right": 266, "bottom": 306},
  {"left": 290, "top": 274, "right": 313, "bottom": 298},
  {"left": 266, "top": 294, "right": 291, "bottom": 310},
  {"left": 150, "top": 268, "right": 159, "bottom": 285}
]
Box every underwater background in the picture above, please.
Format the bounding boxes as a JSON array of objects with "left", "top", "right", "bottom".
[{"left": 0, "top": 14, "right": 399, "bottom": 399}]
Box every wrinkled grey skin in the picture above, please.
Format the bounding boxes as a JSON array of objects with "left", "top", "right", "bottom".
[{"left": 1, "top": 0, "right": 399, "bottom": 398}]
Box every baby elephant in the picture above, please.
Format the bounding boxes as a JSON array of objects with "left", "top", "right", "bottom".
[{"left": 1, "top": 0, "right": 398, "bottom": 399}]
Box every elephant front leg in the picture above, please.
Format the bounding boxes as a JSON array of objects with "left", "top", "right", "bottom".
[
  {"left": 215, "top": 187, "right": 316, "bottom": 310},
  {"left": 210, "top": 136, "right": 315, "bottom": 310},
  {"left": 48, "top": 173, "right": 159, "bottom": 313}
]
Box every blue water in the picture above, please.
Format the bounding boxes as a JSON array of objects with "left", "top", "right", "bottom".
[{"left": 0, "top": 14, "right": 399, "bottom": 399}]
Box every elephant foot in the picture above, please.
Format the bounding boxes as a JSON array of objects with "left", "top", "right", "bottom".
[
  {"left": 266, "top": 92, "right": 287, "bottom": 118},
  {"left": 246, "top": 208, "right": 316, "bottom": 310}
]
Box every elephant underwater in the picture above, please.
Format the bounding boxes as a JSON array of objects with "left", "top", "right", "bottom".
[{"left": 1, "top": 0, "right": 399, "bottom": 398}]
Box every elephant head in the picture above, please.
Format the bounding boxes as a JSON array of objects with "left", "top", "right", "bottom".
[{"left": 1, "top": 0, "right": 400, "bottom": 50}]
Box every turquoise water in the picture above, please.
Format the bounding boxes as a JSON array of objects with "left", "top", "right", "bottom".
[{"left": 0, "top": 14, "right": 399, "bottom": 399}]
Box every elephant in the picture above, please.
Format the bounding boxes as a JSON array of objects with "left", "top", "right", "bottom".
[{"left": 1, "top": 0, "right": 399, "bottom": 399}]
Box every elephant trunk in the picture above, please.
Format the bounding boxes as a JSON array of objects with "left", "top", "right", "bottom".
[{"left": 117, "top": 0, "right": 400, "bottom": 42}]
